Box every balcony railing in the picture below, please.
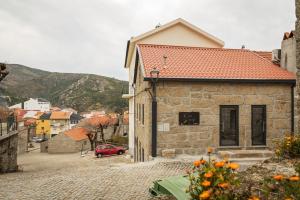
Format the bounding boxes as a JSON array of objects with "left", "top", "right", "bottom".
[{"left": 0, "top": 116, "right": 18, "bottom": 137}]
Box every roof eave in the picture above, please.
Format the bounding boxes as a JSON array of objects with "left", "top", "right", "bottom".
[
  {"left": 124, "top": 40, "right": 130, "bottom": 68},
  {"left": 143, "top": 77, "right": 296, "bottom": 85}
]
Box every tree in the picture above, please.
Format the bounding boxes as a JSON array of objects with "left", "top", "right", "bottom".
[{"left": 80, "top": 115, "right": 111, "bottom": 150}]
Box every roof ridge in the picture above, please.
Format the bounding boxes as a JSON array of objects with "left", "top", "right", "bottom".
[{"left": 138, "top": 43, "right": 250, "bottom": 52}]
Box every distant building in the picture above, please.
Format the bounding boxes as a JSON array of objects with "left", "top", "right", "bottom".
[
  {"left": 50, "top": 107, "right": 61, "bottom": 111},
  {"left": 36, "top": 112, "right": 51, "bottom": 138},
  {"left": 50, "top": 111, "right": 71, "bottom": 135},
  {"left": 62, "top": 108, "right": 77, "bottom": 114},
  {"left": 10, "top": 98, "right": 51, "bottom": 112},
  {"left": 70, "top": 113, "right": 84, "bottom": 128},
  {"left": 82, "top": 111, "right": 106, "bottom": 118},
  {"left": 24, "top": 98, "right": 51, "bottom": 112},
  {"left": 47, "top": 127, "right": 90, "bottom": 153}
]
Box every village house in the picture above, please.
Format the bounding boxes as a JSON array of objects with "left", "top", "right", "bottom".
[
  {"left": 50, "top": 111, "right": 72, "bottom": 136},
  {"left": 10, "top": 98, "right": 51, "bottom": 112},
  {"left": 47, "top": 127, "right": 90, "bottom": 153},
  {"left": 36, "top": 112, "right": 51, "bottom": 138},
  {"left": 123, "top": 18, "right": 296, "bottom": 162},
  {"left": 70, "top": 113, "right": 83, "bottom": 128}
]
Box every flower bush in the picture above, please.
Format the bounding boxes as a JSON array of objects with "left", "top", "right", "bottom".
[
  {"left": 274, "top": 134, "right": 300, "bottom": 158},
  {"left": 263, "top": 173, "right": 300, "bottom": 199},
  {"left": 187, "top": 148, "right": 240, "bottom": 200}
]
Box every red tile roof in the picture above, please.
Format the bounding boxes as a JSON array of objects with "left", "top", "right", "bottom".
[
  {"left": 253, "top": 51, "right": 272, "bottom": 62},
  {"left": 138, "top": 44, "right": 295, "bottom": 81},
  {"left": 64, "top": 127, "right": 89, "bottom": 141},
  {"left": 50, "top": 111, "right": 71, "bottom": 120}
]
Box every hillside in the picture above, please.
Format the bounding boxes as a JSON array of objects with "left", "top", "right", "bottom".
[{"left": 0, "top": 64, "right": 128, "bottom": 112}]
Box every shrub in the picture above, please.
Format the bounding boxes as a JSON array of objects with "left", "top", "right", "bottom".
[
  {"left": 187, "top": 148, "right": 240, "bottom": 200},
  {"left": 263, "top": 163, "right": 300, "bottom": 200},
  {"left": 274, "top": 134, "right": 300, "bottom": 158}
]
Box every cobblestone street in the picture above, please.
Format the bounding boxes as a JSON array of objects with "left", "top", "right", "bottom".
[{"left": 0, "top": 150, "right": 190, "bottom": 200}]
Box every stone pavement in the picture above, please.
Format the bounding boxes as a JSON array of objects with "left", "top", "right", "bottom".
[{"left": 0, "top": 150, "right": 191, "bottom": 200}]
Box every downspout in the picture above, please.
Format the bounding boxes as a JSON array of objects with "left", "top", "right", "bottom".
[
  {"left": 151, "top": 81, "right": 157, "bottom": 157},
  {"left": 133, "top": 83, "right": 136, "bottom": 162},
  {"left": 291, "top": 84, "right": 295, "bottom": 135}
]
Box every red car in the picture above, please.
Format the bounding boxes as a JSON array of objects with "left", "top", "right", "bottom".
[{"left": 95, "top": 144, "right": 126, "bottom": 158}]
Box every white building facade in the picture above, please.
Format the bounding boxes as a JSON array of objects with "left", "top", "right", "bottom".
[{"left": 24, "top": 98, "right": 51, "bottom": 112}]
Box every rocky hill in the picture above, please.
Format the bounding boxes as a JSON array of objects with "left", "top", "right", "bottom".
[{"left": 0, "top": 64, "right": 128, "bottom": 112}]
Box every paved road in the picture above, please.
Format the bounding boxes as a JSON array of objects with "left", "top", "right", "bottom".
[{"left": 0, "top": 150, "right": 190, "bottom": 200}]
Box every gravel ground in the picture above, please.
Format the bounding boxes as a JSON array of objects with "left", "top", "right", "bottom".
[{"left": 0, "top": 149, "right": 191, "bottom": 200}]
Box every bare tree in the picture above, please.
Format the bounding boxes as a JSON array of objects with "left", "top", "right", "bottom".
[{"left": 80, "top": 115, "right": 111, "bottom": 150}]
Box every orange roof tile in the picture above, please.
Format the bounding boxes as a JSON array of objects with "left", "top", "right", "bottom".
[
  {"left": 64, "top": 127, "right": 89, "bottom": 141},
  {"left": 35, "top": 112, "right": 44, "bottom": 118},
  {"left": 50, "top": 111, "right": 71, "bottom": 120},
  {"left": 137, "top": 44, "right": 295, "bottom": 81},
  {"left": 253, "top": 51, "right": 272, "bottom": 62}
]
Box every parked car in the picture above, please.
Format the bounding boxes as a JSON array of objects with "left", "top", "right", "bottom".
[
  {"left": 32, "top": 137, "right": 47, "bottom": 143},
  {"left": 95, "top": 144, "right": 126, "bottom": 158}
]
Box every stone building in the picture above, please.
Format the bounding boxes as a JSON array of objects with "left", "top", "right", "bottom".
[
  {"left": 296, "top": 0, "right": 300, "bottom": 134},
  {"left": 47, "top": 127, "right": 90, "bottom": 153},
  {"left": 123, "top": 18, "right": 296, "bottom": 161}
]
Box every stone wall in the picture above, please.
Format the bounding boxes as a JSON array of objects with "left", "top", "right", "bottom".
[
  {"left": 296, "top": 0, "right": 300, "bottom": 133},
  {"left": 0, "top": 131, "right": 18, "bottom": 173},
  {"left": 17, "top": 128, "right": 28, "bottom": 154},
  {"left": 134, "top": 63, "right": 152, "bottom": 161},
  {"left": 135, "top": 76, "right": 293, "bottom": 160},
  {"left": 155, "top": 82, "right": 292, "bottom": 155}
]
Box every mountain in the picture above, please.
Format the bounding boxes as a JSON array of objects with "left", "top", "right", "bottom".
[{"left": 0, "top": 64, "right": 128, "bottom": 112}]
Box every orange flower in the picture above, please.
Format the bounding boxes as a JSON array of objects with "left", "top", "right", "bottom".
[
  {"left": 284, "top": 198, "right": 293, "bottom": 200},
  {"left": 204, "top": 172, "right": 213, "bottom": 178},
  {"left": 289, "top": 176, "right": 300, "bottom": 181},
  {"left": 199, "top": 190, "right": 210, "bottom": 199},
  {"left": 218, "top": 182, "right": 229, "bottom": 188},
  {"left": 200, "top": 159, "right": 206, "bottom": 164},
  {"left": 207, "top": 147, "right": 213, "bottom": 154},
  {"left": 194, "top": 160, "right": 201, "bottom": 167},
  {"left": 248, "top": 196, "right": 260, "bottom": 200},
  {"left": 201, "top": 180, "right": 211, "bottom": 187},
  {"left": 273, "top": 175, "right": 284, "bottom": 181},
  {"left": 215, "top": 161, "right": 225, "bottom": 168},
  {"left": 228, "top": 163, "right": 239, "bottom": 170}
]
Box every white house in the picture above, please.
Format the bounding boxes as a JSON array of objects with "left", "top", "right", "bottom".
[{"left": 24, "top": 98, "right": 51, "bottom": 112}]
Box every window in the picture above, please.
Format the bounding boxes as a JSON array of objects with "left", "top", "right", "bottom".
[{"left": 179, "top": 112, "right": 200, "bottom": 125}]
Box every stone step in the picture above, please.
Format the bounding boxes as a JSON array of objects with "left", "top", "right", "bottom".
[
  {"left": 228, "top": 157, "right": 268, "bottom": 163},
  {"left": 217, "top": 150, "right": 274, "bottom": 159}
]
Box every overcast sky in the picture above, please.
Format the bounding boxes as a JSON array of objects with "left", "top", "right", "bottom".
[{"left": 0, "top": 0, "right": 296, "bottom": 80}]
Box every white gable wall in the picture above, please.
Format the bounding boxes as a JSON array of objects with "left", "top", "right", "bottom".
[{"left": 140, "top": 24, "right": 222, "bottom": 48}]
